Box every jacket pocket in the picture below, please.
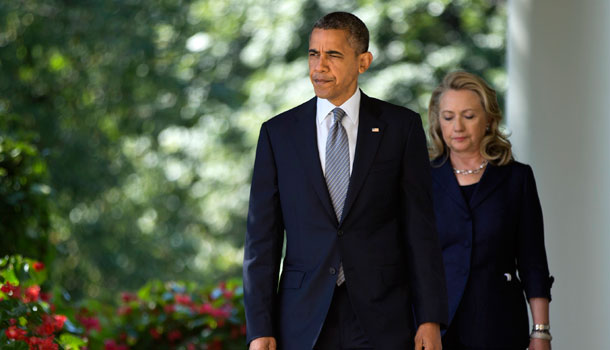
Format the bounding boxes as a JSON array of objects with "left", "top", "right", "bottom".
[{"left": 280, "top": 270, "right": 305, "bottom": 289}]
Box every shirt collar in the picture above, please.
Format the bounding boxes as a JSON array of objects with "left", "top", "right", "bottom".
[{"left": 316, "top": 88, "right": 361, "bottom": 126}]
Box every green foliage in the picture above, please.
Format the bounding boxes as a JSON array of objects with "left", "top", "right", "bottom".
[
  {"left": 0, "top": 132, "right": 51, "bottom": 261},
  {"left": 0, "top": 0, "right": 507, "bottom": 300}
]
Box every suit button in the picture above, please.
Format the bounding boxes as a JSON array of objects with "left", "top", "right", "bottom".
[
  {"left": 464, "top": 240, "right": 471, "bottom": 248},
  {"left": 329, "top": 267, "right": 336, "bottom": 275},
  {"left": 337, "top": 230, "right": 344, "bottom": 237}
]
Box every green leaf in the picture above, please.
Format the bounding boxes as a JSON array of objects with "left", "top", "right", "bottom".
[
  {"left": 58, "top": 333, "right": 87, "bottom": 350},
  {"left": 1, "top": 268, "right": 18, "bottom": 285}
]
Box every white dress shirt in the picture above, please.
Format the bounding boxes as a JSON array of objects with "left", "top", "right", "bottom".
[{"left": 316, "top": 88, "right": 360, "bottom": 175}]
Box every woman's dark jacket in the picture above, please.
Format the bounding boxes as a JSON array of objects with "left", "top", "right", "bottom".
[{"left": 431, "top": 158, "right": 553, "bottom": 348}]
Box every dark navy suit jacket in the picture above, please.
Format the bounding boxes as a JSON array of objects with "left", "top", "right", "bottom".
[
  {"left": 431, "top": 159, "right": 553, "bottom": 348},
  {"left": 243, "top": 92, "right": 448, "bottom": 350}
]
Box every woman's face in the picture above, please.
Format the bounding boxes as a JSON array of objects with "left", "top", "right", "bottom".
[{"left": 438, "top": 89, "right": 489, "bottom": 156}]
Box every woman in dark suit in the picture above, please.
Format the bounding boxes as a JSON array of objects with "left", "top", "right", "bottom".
[{"left": 427, "top": 71, "right": 554, "bottom": 350}]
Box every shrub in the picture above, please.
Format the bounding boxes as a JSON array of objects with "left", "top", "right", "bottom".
[
  {"left": 89, "top": 278, "right": 246, "bottom": 350},
  {"left": 0, "top": 255, "right": 85, "bottom": 350},
  {"left": 1, "top": 255, "right": 246, "bottom": 350}
]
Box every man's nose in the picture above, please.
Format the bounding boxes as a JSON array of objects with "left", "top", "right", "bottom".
[{"left": 314, "top": 55, "right": 329, "bottom": 72}]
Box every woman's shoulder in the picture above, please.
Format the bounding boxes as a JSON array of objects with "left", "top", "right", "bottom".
[
  {"left": 498, "top": 160, "right": 537, "bottom": 182},
  {"left": 500, "top": 160, "right": 532, "bottom": 172},
  {"left": 430, "top": 156, "right": 448, "bottom": 169}
]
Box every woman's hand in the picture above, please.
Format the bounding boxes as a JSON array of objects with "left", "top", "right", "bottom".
[{"left": 528, "top": 338, "right": 551, "bottom": 350}]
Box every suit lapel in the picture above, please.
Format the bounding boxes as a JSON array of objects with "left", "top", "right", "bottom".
[
  {"left": 431, "top": 159, "right": 470, "bottom": 213},
  {"left": 469, "top": 163, "right": 510, "bottom": 210},
  {"left": 431, "top": 160, "right": 510, "bottom": 212},
  {"left": 291, "top": 97, "right": 337, "bottom": 224},
  {"left": 341, "top": 93, "right": 387, "bottom": 224}
]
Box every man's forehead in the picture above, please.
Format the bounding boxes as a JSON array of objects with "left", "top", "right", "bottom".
[
  {"left": 309, "top": 28, "right": 351, "bottom": 45},
  {"left": 309, "top": 28, "right": 354, "bottom": 52}
]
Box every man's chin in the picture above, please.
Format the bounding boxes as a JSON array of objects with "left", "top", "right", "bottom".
[{"left": 313, "top": 88, "right": 331, "bottom": 100}]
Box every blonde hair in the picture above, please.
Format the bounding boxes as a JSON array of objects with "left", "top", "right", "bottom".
[{"left": 427, "top": 71, "right": 513, "bottom": 166}]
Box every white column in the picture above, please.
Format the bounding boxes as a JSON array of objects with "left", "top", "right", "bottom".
[{"left": 507, "top": 0, "right": 610, "bottom": 348}]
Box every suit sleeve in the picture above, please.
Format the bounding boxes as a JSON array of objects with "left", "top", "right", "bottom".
[
  {"left": 400, "top": 115, "right": 449, "bottom": 327},
  {"left": 243, "top": 122, "right": 285, "bottom": 343},
  {"left": 516, "top": 165, "right": 553, "bottom": 300}
]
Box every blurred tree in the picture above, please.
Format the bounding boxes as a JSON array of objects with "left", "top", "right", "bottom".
[
  {"left": 0, "top": 115, "right": 51, "bottom": 261},
  {"left": 0, "top": 0, "right": 506, "bottom": 300}
]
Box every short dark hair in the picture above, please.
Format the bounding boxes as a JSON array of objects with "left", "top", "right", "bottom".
[{"left": 312, "top": 12, "right": 369, "bottom": 54}]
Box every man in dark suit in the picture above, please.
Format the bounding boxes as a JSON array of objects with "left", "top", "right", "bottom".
[{"left": 243, "top": 12, "right": 448, "bottom": 350}]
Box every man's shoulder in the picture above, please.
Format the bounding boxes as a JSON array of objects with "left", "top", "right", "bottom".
[
  {"left": 362, "top": 94, "right": 420, "bottom": 121},
  {"left": 264, "top": 97, "right": 316, "bottom": 128}
]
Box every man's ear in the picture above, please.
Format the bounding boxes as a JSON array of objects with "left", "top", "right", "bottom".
[{"left": 358, "top": 52, "right": 373, "bottom": 74}]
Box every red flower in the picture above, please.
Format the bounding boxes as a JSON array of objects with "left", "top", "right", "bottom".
[
  {"left": 187, "top": 343, "right": 196, "bottom": 350},
  {"left": 33, "top": 262, "right": 45, "bottom": 271},
  {"left": 1, "top": 282, "right": 12, "bottom": 293},
  {"left": 104, "top": 339, "right": 129, "bottom": 350},
  {"left": 167, "top": 329, "right": 182, "bottom": 342},
  {"left": 40, "top": 292, "right": 52, "bottom": 302},
  {"left": 149, "top": 328, "right": 161, "bottom": 339},
  {"left": 196, "top": 303, "right": 231, "bottom": 322},
  {"left": 120, "top": 292, "right": 138, "bottom": 303},
  {"left": 1, "top": 281, "right": 21, "bottom": 298},
  {"left": 37, "top": 320, "right": 56, "bottom": 337},
  {"left": 24, "top": 285, "right": 41, "bottom": 303},
  {"left": 196, "top": 303, "right": 214, "bottom": 315},
  {"left": 222, "top": 290, "right": 234, "bottom": 299},
  {"left": 208, "top": 338, "right": 223, "bottom": 350},
  {"left": 53, "top": 315, "right": 67, "bottom": 330},
  {"left": 230, "top": 325, "right": 240, "bottom": 339},
  {"left": 210, "top": 306, "right": 231, "bottom": 320},
  {"left": 77, "top": 315, "right": 102, "bottom": 333},
  {"left": 117, "top": 305, "right": 132, "bottom": 315},
  {"left": 27, "top": 336, "right": 59, "bottom": 350},
  {"left": 5, "top": 325, "right": 27, "bottom": 341},
  {"left": 164, "top": 304, "right": 176, "bottom": 313},
  {"left": 174, "top": 293, "right": 192, "bottom": 305},
  {"left": 36, "top": 314, "right": 65, "bottom": 336}
]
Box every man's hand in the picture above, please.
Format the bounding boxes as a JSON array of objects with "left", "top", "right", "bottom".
[
  {"left": 414, "top": 322, "right": 441, "bottom": 350},
  {"left": 249, "top": 337, "right": 277, "bottom": 350}
]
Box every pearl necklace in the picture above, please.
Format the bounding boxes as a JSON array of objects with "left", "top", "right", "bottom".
[{"left": 453, "top": 160, "right": 488, "bottom": 175}]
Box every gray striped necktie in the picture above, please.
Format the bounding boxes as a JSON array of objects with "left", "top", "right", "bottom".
[{"left": 325, "top": 107, "right": 349, "bottom": 286}]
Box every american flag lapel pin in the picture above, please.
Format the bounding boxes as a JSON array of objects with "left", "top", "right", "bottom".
[{"left": 371, "top": 127, "right": 380, "bottom": 133}]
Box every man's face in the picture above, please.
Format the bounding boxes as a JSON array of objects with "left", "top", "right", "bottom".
[{"left": 308, "top": 29, "right": 370, "bottom": 106}]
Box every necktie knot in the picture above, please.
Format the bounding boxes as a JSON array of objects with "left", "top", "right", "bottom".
[{"left": 332, "top": 108, "right": 346, "bottom": 124}]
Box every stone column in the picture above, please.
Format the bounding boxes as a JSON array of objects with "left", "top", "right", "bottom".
[{"left": 507, "top": 0, "right": 610, "bottom": 348}]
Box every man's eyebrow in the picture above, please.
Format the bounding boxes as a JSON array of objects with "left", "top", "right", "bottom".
[
  {"left": 307, "top": 49, "right": 344, "bottom": 56},
  {"left": 325, "top": 50, "right": 343, "bottom": 56}
]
